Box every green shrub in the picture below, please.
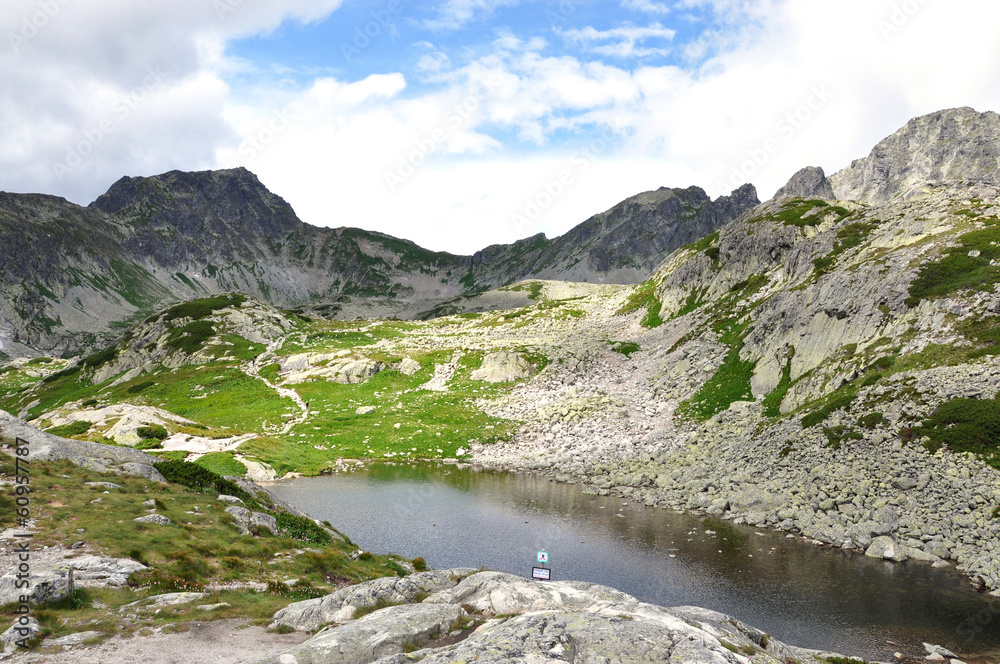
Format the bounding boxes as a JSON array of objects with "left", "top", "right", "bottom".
[
  {"left": 768, "top": 199, "right": 851, "bottom": 227},
  {"left": 608, "top": 341, "right": 640, "bottom": 357},
  {"left": 801, "top": 390, "right": 857, "bottom": 428},
  {"left": 42, "top": 365, "right": 81, "bottom": 383},
  {"left": 274, "top": 512, "right": 332, "bottom": 545},
  {"left": 127, "top": 380, "right": 155, "bottom": 394},
  {"left": 135, "top": 439, "right": 164, "bottom": 450},
  {"left": 82, "top": 346, "right": 117, "bottom": 368},
  {"left": 618, "top": 280, "right": 664, "bottom": 328},
  {"left": 680, "top": 345, "right": 755, "bottom": 420},
  {"left": 137, "top": 424, "right": 168, "bottom": 440},
  {"left": 161, "top": 294, "right": 247, "bottom": 323},
  {"left": 45, "top": 420, "right": 92, "bottom": 437},
  {"left": 153, "top": 460, "right": 255, "bottom": 504},
  {"left": 412, "top": 557, "right": 427, "bottom": 572},
  {"left": 194, "top": 452, "right": 247, "bottom": 478},
  {"left": 907, "top": 225, "right": 1000, "bottom": 305},
  {"left": 166, "top": 320, "right": 216, "bottom": 353},
  {"left": 920, "top": 397, "right": 1000, "bottom": 468},
  {"left": 762, "top": 351, "right": 794, "bottom": 418},
  {"left": 857, "top": 413, "right": 887, "bottom": 429}
]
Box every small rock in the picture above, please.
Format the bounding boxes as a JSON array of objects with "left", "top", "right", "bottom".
[
  {"left": 133, "top": 514, "right": 171, "bottom": 525},
  {"left": 85, "top": 482, "right": 122, "bottom": 490},
  {"left": 356, "top": 406, "right": 376, "bottom": 415},
  {"left": 196, "top": 602, "right": 231, "bottom": 611},
  {"left": 218, "top": 494, "right": 245, "bottom": 504},
  {"left": 45, "top": 630, "right": 102, "bottom": 647},
  {"left": 1, "top": 616, "right": 40, "bottom": 652},
  {"left": 120, "top": 592, "right": 207, "bottom": 612}
]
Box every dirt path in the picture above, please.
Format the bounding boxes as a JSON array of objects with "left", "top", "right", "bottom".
[
  {"left": 418, "top": 350, "right": 463, "bottom": 392},
  {"left": 8, "top": 619, "right": 309, "bottom": 664},
  {"left": 244, "top": 333, "right": 308, "bottom": 435}
]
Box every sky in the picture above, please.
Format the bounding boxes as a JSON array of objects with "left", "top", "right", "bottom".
[{"left": 3, "top": 0, "right": 1000, "bottom": 255}]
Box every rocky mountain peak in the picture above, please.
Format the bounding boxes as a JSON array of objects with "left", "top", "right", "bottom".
[
  {"left": 774, "top": 166, "right": 834, "bottom": 200},
  {"left": 830, "top": 106, "right": 1000, "bottom": 203}
]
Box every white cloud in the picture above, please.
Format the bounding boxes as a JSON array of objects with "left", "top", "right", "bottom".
[
  {"left": 558, "top": 24, "right": 676, "bottom": 59},
  {"left": 5, "top": 0, "right": 1000, "bottom": 257},
  {"left": 622, "top": 0, "right": 672, "bottom": 15},
  {"left": 0, "top": 0, "right": 346, "bottom": 202},
  {"left": 418, "top": 0, "right": 520, "bottom": 30}
]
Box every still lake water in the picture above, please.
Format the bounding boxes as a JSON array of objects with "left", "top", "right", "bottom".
[{"left": 266, "top": 462, "right": 1000, "bottom": 663}]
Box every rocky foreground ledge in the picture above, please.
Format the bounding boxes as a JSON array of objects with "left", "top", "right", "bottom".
[{"left": 251, "top": 569, "right": 851, "bottom": 664}]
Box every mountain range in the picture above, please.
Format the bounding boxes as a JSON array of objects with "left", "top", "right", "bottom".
[{"left": 0, "top": 167, "right": 758, "bottom": 357}]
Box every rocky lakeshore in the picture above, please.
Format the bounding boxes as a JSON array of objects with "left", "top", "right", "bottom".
[{"left": 471, "top": 347, "right": 1000, "bottom": 596}]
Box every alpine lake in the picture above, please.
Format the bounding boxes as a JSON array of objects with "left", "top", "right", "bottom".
[{"left": 266, "top": 462, "right": 1000, "bottom": 664}]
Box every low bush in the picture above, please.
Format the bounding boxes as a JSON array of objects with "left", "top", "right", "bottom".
[
  {"left": 801, "top": 390, "right": 857, "bottom": 428},
  {"left": 45, "top": 420, "right": 92, "bottom": 437},
  {"left": 137, "top": 424, "right": 168, "bottom": 440},
  {"left": 153, "top": 460, "right": 255, "bottom": 504},
  {"left": 275, "top": 512, "right": 332, "bottom": 545},
  {"left": 920, "top": 397, "right": 1000, "bottom": 468}
]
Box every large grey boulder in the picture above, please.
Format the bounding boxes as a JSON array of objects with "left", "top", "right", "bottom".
[
  {"left": 774, "top": 166, "right": 835, "bottom": 200},
  {"left": 0, "top": 410, "right": 164, "bottom": 481},
  {"left": 254, "top": 603, "right": 463, "bottom": 664},
  {"left": 424, "top": 571, "right": 634, "bottom": 614},
  {"left": 225, "top": 506, "right": 279, "bottom": 536},
  {"left": 865, "top": 535, "right": 908, "bottom": 562},
  {"left": 120, "top": 592, "right": 207, "bottom": 613},
  {"left": 68, "top": 555, "right": 146, "bottom": 586},
  {"left": 254, "top": 571, "right": 845, "bottom": 664},
  {"left": 1, "top": 616, "right": 40, "bottom": 653},
  {"left": 470, "top": 352, "right": 532, "bottom": 383},
  {"left": 0, "top": 566, "right": 74, "bottom": 607},
  {"left": 271, "top": 569, "right": 478, "bottom": 632}
]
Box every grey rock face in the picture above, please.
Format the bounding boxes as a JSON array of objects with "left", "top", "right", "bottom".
[
  {"left": 470, "top": 352, "right": 532, "bottom": 383},
  {"left": 1, "top": 616, "right": 40, "bottom": 653},
  {"left": 0, "top": 566, "right": 74, "bottom": 607},
  {"left": 830, "top": 107, "right": 1000, "bottom": 202},
  {"left": 0, "top": 410, "right": 163, "bottom": 480},
  {"left": 68, "top": 555, "right": 146, "bottom": 586},
  {"left": 255, "top": 603, "right": 464, "bottom": 664},
  {"left": 271, "top": 569, "right": 479, "bottom": 632},
  {"left": 2, "top": 168, "right": 757, "bottom": 355},
  {"left": 255, "top": 571, "right": 848, "bottom": 664},
  {"left": 774, "top": 166, "right": 835, "bottom": 200},
  {"left": 120, "top": 592, "right": 207, "bottom": 613},
  {"left": 225, "top": 505, "right": 279, "bottom": 536}
]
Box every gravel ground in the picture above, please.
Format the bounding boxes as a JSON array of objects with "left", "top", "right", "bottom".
[{"left": 7, "top": 619, "right": 309, "bottom": 663}]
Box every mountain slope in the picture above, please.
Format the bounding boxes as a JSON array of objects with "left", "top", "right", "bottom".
[{"left": 0, "top": 169, "right": 755, "bottom": 357}]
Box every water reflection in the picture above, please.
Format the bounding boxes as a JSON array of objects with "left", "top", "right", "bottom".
[{"left": 266, "top": 463, "right": 1000, "bottom": 663}]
